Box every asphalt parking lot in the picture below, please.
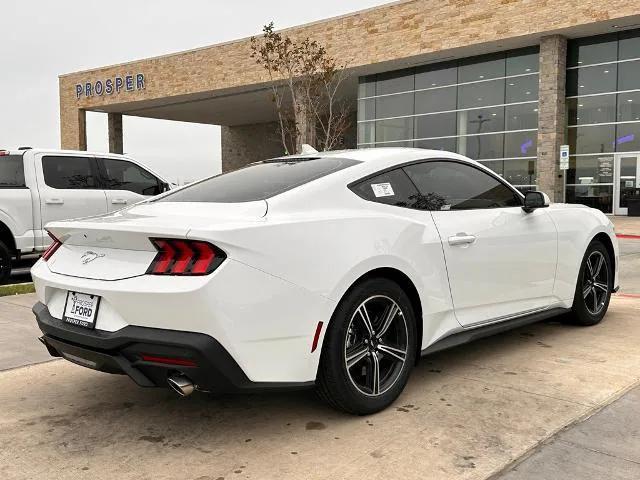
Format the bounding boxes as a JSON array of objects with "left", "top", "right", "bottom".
[{"left": 1, "top": 230, "right": 639, "bottom": 480}]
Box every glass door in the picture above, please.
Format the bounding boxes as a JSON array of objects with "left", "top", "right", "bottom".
[{"left": 614, "top": 154, "right": 640, "bottom": 215}]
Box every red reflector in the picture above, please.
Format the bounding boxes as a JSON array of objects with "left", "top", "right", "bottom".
[
  {"left": 147, "top": 238, "right": 225, "bottom": 276},
  {"left": 42, "top": 231, "right": 62, "bottom": 262},
  {"left": 0, "top": 150, "right": 9, "bottom": 157},
  {"left": 311, "top": 321, "right": 324, "bottom": 353},
  {"left": 140, "top": 354, "right": 197, "bottom": 367}
]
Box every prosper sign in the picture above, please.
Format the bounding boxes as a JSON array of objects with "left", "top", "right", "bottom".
[{"left": 75, "top": 73, "right": 145, "bottom": 99}]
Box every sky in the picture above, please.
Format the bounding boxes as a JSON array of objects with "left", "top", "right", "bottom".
[{"left": 0, "top": 0, "right": 389, "bottom": 184}]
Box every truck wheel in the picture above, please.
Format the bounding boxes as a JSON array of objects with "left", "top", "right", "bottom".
[{"left": 0, "top": 241, "right": 12, "bottom": 283}]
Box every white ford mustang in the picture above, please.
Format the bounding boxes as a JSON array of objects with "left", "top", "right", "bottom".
[{"left": 32, "top": 148, "right": 619, "bottom": 414}]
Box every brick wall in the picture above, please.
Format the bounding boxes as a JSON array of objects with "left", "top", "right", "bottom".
[
  {"left": 59, "top": 0, "right": 640, "bottom": 149},
  {"left": 537, "top": 35, "right": 567, "bottom": 202},
  {"left": 221, "top": 122, "right": 285, "bottom": 172}
]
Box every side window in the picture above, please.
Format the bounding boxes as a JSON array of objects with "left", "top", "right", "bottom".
[
  {"left": 403, "top": 161, "right": 522, "bottom": 210},
  {"left": 0, "top": 155, "right": 26, "bottom": 188},
  {"left": 350, "top": 168, "right": 420, "bottom": 208},
  {"left": 101, "top": 159, "right": 161, "bottom": 196},
  {"left": 42, "top": 156, "right": 98, "bottom": 189}
]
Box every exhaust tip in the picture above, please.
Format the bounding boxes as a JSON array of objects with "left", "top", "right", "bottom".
[{"left": 167, "top": 374, "right": 195, "bottom": 397}]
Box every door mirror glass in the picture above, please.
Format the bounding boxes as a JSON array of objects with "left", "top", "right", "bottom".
[{"left": 523, "top": 191, "right": 550, "bottom": 213}]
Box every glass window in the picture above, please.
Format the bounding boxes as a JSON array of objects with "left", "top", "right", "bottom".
[
  {"left": 505, "top": 131, "right": 537, "bottom": 158},
  {"left": 617, "top": 60, "right": 640, "bottom": 91},
  {"left": 568, "top": 125, "right": 616, "bottom": 154},
  {"left": 0, "top": 155, "right": 26, "bottom": 188},
  {"left": 566, "top": 64, "right": 617, "bottom": 96},
  {"left": 358, "top": 76, "right": 376, "bottom": 98},
  {"left": 615, "top": 122, "right": 640, "bottom": 152},
  {"left": 506, "top": 48, "right": 539, "bottom": 75},
  {"left": 375, "top": 117, "right": 413, "bottom": 143},
  {"left": 375, "top": 140, "right": 414, "bottom": 148},
  {"left": 159, "top": 157, "right": 360, "bottom": 203},
  {"left": 617, "top": 91, "right": 640, "bottom": 122},
  {"left": 480, "top": 160, "right": 504, "bottom": 176},
  {"left": 42, "top": 156, "right": 98, "bottom": 189},
  {"left": 376, "top": 70, "right": 414, "bottom": 95},
  {"left": 415, "top": 138, "right": 457, "bottom": 152},
  {"left": 619, "top": 30, "right": 640, "bottom": 61},
  {"left": 503, "top": 158, "right": 536, "bottom": 186},
  {"left": 415, "top": 112, "right": 457, "bottom": 139},
  {"left": 101, "top": 159, "right": 161, "bottom": 196},
  {"left": 403, "top": 160, "right": 521, "bottom": 210},
  {"left": 505, "top": 103, "right": 538, "bottom": 130},
  {"left": 457, "top": 107, "right": 505, "bottom": 135},
  {"left": 357, "top": 98, "right": 375, "bottom": 121},
  {"left": 458, "top": 54, "right": 505, "bottom": 83},
  {"left": 567, "top": 34, "right": 617, "bottom": 67},
  {"left": 375, "top": 92, "right": 414, "bottom": 119},
  {"left": 566, "top": 155, "right": 614, "bottom": 185},
  {"left": 567, "top": 94, "right": 616, "bottom": 125},
  {"left": 565, "top": 185, "right": 613, "bottom": 214},
  {"left": 458, "top": 78, "right": 505, "bottom": 109},
  {"left": 415, "top": 86, "right": 456, "bottom": 114},
  {"left": 350, "top": 168, "right": 420, "bottom": 208},
  {"left": 358, "top": 122, "right": 375, "bottom": 144},
  {"left": 506, "top": 74, "right": 539, "bottom": 103},
  {"left": 415, "top": 63, "right": 457, "bottom": 89},
  {"left": 459, "top": 133, "right": 504, "bottom": 160}
]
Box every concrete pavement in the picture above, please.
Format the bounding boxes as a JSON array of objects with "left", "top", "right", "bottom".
[
  {"left": 497, "top": 385, "right": 640, "bottom": 480},
  {"left": 1, "top": 296, "right": 639, "bottom": 479},
  {"left": 0, "top": 293, "right": 52, "bottom": 371}
]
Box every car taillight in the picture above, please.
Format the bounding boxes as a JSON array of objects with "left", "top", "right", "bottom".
[
  {"left": 42, "top": 231, "right": 62, "bottom": 261},
  {"left": 146, "top": 238, "right": 226, "bottom": 276}
]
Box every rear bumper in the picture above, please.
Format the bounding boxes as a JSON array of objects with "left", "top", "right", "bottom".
[{"left": 34, "top": 302, "right": 314, "bottom": 393}]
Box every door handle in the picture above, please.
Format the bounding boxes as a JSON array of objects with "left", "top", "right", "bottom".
[
  {"left": 448, "top": 233, "right": 476, "bottom": 246},
  {"left": 111, "top": 198, "right": 128, "bottom": 205},
  {"left": 45, "top": 198, "right": 64, "bottom": 205}
]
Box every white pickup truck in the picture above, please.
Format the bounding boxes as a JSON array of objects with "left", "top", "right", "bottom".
[{"left": 0, "top": 148, "right": 171, "bottom": 281}]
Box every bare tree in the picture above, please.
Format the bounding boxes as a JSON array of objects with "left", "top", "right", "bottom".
[{"left": 250, "top": 22, "right": 352, "bottom": 154}]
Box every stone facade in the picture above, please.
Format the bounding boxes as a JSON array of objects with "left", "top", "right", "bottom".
[
  {"left": 58, "top": 0, "right": 640, "bottom": 188},
  {"left": 537, "top": 35, "right": 567, "bottom": 202},
  {"left": 60, "top": 0, "right": 640, "bottom": 147},
  {"left": 107, "top": 113, "right": 123, "bottom": 154},
  {"left": 221, "top": 123, "right": 285, "bottom": 172}
]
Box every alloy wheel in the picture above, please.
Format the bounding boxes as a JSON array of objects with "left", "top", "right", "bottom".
[
  {"left": 344, "top": 295, "right": 409, "bottom": 397},
  {"left": 582, "top": 250, "right": 609, "bottom": 316}
]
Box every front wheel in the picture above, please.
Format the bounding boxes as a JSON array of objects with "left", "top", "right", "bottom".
[
  {"left": 316, "top": 278, "right": 417, "bottom": 415},
  {"left": 567, "top": 240, "right": 613, "bottom": 326}
]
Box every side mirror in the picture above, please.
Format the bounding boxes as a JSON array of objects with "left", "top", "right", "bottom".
[{"left": 522, "top": 191, "right": 550, "bottom": 213}]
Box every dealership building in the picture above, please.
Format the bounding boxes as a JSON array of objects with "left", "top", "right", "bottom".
[{"left": 59, "top": 0, "right": 640, "bottom": 214}]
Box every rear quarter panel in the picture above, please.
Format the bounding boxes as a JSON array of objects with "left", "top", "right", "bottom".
[{"left": 188, "top": 189, "right": 459, "bottom": 351}]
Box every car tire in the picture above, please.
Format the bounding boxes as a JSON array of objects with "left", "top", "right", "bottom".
[
  {"left": 316, "top": 277, "right": 417, "bottom": 415},
  {"left": 0, "top": 241, "right": 11, "bottom": 283},
  {"left": 567, "top": 240, "right": 613, "bottom": 326}
]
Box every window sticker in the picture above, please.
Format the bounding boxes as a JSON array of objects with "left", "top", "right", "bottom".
[{"left": 371, "top": 182, "right": 395, "bottom": 197}]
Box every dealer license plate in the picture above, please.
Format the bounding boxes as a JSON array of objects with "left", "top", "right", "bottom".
[{"left": 63, "top": 292, "right": 100, "bottom": 329}]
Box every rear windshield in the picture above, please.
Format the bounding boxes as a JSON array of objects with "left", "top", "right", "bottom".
[
  {"left": 158, "top": 156, "right": 360, "bottom": 203},
  {"left": 0, "top": 155, "right": 26, "bottom": 188}
]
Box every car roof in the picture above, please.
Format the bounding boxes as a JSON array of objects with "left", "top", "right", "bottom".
[{"left": 272, "top": 147, "right": 482, "bottom": 171}]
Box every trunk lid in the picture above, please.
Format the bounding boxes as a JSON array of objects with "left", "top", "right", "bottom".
[{"left": 45, "top": 201, "right": 267, "bottom": 280}]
